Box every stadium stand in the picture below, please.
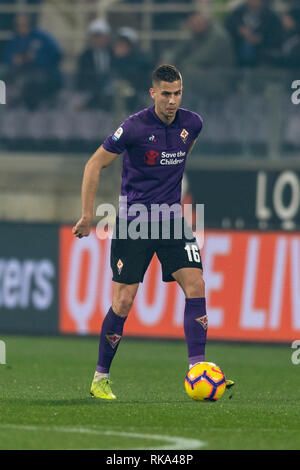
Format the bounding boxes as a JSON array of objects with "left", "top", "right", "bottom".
[{"left": 0, "top": 0, "right": 299, "bottom": 157}]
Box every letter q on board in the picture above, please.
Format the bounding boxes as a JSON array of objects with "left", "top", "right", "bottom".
[
  {"left": 291, "top": 340, "right": 300, "bottom": 365},
  {"left": 0, "top": 340, "right": 6, "bottom": 364}
]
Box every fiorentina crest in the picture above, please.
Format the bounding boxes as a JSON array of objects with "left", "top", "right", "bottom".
[
  {"left": 195, "top": 315, "right": 208, "bottom": 330},
  {"left": 106, "top": 334, "right": 122, "bottom": 349},
  {"left": 180, "top": 128, "right": 189, "bottom": 143},
  {"left": 117, "top": 259, "right": 123, "bottom": 274}
]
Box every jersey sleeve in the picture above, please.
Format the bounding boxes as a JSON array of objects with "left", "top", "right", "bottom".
[
  {"left": 192, "top": 113, "right": 203, "bottom": 140},
  {"left": 102, "top": 118, "right": 133, "bottom": 155}
]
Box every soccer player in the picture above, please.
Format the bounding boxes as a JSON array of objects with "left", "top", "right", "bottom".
[{"left": 73, "top": 64, "right": 234, "bottom": 399}]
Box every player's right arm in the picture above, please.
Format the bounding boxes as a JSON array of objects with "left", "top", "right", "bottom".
[{"left": 72, "top": 145, "right": 119, "bottom": 238}]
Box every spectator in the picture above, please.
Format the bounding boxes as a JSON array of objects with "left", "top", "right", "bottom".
[
  {"left": 225, "top": 0, "right": 283, "bottom": 67},
  {"left": 166, "top": 12, "right": 235, "bottom": 70},
  {"left": 0, "top": 0, "right": 43, "bottom": 64},
  {"left": 276, "top": 8, "right": 300, "bottom": 68},
  {"left": 111, "top": 27, "right": 153, "bottom": 111},
  {"left": 77, "top": 18, "right": 113, "bottom": 110},
  {"left": 4, "top": 13, "right": 62, "bottom": 110}
]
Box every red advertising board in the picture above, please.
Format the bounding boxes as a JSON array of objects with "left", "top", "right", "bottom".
[{"left": 59, "top": 227, "right": 300, "bottom": 342}]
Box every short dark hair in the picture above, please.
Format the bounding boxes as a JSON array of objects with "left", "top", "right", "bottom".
[{"left": 152, "top": 64, "right": 182, "bottom": 86}]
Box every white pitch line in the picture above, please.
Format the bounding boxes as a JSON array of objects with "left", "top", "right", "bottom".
[{"left": 0, "top": 424, "right": 206, "bottom": 450}]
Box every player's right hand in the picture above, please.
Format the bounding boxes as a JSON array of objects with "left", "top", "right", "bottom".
[{"left": 72, "top": 217, "right": 92, "bottom": 238}]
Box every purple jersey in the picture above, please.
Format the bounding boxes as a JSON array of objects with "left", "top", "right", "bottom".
[{"left": 103, "top": 106, "right": 203, "bottom": 219}]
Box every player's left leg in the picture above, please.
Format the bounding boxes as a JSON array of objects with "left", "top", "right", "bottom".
[
  {"left": 173, "top": 267, "right": 235, "bottom": 390},
  {"left": 172, "top": 267, "right": 207, "bottom": 368}
]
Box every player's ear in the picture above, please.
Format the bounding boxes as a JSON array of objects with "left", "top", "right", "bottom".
[{"left": 149, "top": 88, "right": 155, "bottom": 100}]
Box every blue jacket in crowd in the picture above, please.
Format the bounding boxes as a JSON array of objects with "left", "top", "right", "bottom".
[{"left": 4, "top": 28, "right": 62, "bottom": 70}]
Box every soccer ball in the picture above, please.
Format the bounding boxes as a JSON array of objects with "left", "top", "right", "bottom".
[{"left": 185, "top": 362, "right": 226, "bottom": 402}]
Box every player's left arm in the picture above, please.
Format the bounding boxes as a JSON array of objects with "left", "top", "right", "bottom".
[
  {"left": 187, "top": 139, "right": 197, "bottom": 157},
  {"left": 187, "top": 114, "right": 203, "bottom": 157}
]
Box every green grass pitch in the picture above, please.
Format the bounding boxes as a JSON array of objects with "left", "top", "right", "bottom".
[{"left": 0, "top": 335, "right": 299, "bottom": 450}]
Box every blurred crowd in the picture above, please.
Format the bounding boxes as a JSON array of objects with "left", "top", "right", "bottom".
[{"left": 1, "top": 0, "right": 300, "bottom": 112}]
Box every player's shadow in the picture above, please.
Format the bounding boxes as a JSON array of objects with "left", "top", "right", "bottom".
[
  {"left": 2, "top": 397, "right": 98, "bottom": 407},
  {"left": 2, "top": 397, "right": 187, "bottom": 406}
]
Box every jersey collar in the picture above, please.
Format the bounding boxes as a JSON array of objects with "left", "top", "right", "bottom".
[{"left": 149, "top": 106, "right": 179, "bottom": 128}]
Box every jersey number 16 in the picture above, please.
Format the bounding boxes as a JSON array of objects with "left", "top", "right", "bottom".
[{"left": 184, "top": 244, "right": 201, "bottom": 263}]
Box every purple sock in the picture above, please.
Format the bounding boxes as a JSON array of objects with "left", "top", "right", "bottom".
[
  {"left": 96, "top": 307, "right": 127, "bottom": 373},
  {"left": 184, "top": 297, "right": 208, "bottom": 367}
]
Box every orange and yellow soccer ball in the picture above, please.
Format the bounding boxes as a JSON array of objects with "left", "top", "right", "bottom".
[{"left": 185, "top": 362, "right": 226, "bottom": 402}]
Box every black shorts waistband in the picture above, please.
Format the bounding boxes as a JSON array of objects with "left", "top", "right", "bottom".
[{"left": 113, "top": 216, "right": 194, "bottom": 241}]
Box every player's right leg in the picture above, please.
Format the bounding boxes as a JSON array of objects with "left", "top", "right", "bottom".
[
  {"left": 91, "top": 216, "right": 154, "bottom": 399},
  {"left": 90, "top": 282, "right": 139, "bottom": 400}
]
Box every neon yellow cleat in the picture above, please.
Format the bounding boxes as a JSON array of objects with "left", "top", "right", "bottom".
[
  {"left": 225, "top": 379, "right": 235, "bottom": 389},
  {"left": 90, "top": 378, "right": 116, "bottom": 400}
]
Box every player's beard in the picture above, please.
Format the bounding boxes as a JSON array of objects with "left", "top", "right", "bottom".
[{"left": 162, "top": 105, "right": 177, "bottom": 121}]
